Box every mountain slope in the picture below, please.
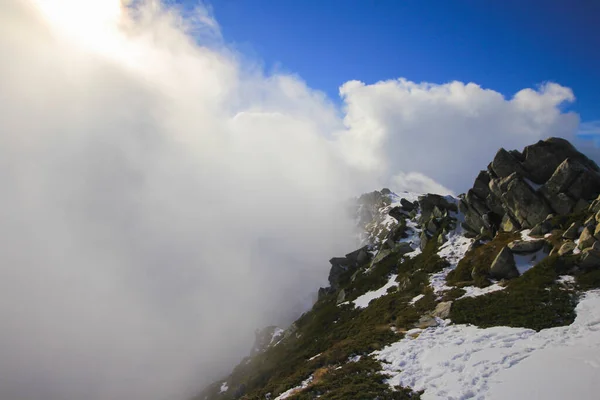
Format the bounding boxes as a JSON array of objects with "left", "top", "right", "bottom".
[{"left": 197, "top": 138, "right": 600, "bottom": 400}]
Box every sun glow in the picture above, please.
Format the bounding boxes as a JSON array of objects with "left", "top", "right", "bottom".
[{"left": 32, "top": 0, "right": 126, "bottom": 57}]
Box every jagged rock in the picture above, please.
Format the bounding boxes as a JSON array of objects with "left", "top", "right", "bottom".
[
  {"left": 574, "top": 198, "right": 590, "bottom": 213},
  {"left": 490, "top": 148, "right": 530, "bottom": 179},
  {"left": 432, "top": 302, "right": 452, "bottom": 319},
  {"left": 419, "top": 194, "right": 457, "bottom": 222},
  {"left": 394, "top": 242, "right": 414, "bottom": 255},
  {"left": 472, "top": 170, "right": 492, "bottom": 199},
  {"left": 584, "top": 215, "right": 596, "bottom": 229},
  {"left": 500, "top": 173, "right": 553, "bottom": 228},
  {"left": 426, "top": 219, "right": 438, "bottom": 234},
  {"left": 381, "top": 188, "right": 392, "bottom": 195},
  {"left": 530, "top": 219, "right": 553, "bottom": 236},
  {"left": 345, "top": 246, "right": 371, "bottom": 266},
  {"left": 415, "top": 315, "right": 438, "bottom": 329},
  {"left": 437, "top": 234, "right": 447, "bottom": 246},
  {"left": 490, "top": 247, "right": 519, "bottom": 280},
  {"left": 318, "top": 286, "right": 334, "bottom": 300},
  {"left": 336, "top": 289, "right": 346, "bottom": 304},
  {"left": 580, "top": 248, "right": 600, "bottom": 269},
  {"left": 508, "top": 239, "right": 545, "bottom": 254},
  {"left": 371, "top": 249, "right": 392, "bottom": 266},
  {"left": 545, "top": 192, "right": 575, "bottom": 216},
  {"left": 563, "top": 222, "right": 581, "bottom": 240},
  {"left": 389, "top": 206, "right": 408, "bottom": 222},
  {"left": 578, "top": 227, "right": 596, "bottom": 250},
  {"left": 400, "top": 198, "right": 417, "bottom": 211},
  {"left": 558, "top": 241, "right": 577, "bottom": 256},
  {"left": 521, "top": 137, "right": 600, "bottom": 184}
]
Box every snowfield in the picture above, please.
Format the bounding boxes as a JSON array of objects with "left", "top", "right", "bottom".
[{"left": 374, "top": 290, "right": 600, "bottom": 400}]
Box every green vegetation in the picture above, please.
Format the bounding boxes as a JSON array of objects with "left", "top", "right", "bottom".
[{"left": 450, "top": 256, "right": 577, "bottom": 331}]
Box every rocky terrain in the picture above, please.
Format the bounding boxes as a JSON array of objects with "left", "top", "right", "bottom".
[{"left": 196, "top": 138, "right": 600, "bottom": 400}]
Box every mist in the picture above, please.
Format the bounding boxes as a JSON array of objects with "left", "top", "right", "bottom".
[{"left": 0, "top": 1, "right": 589, "bottom": 399}]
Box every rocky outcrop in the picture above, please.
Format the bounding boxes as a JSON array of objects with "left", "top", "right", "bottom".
[{"left": 460, "top": 138, "right": 600, "bottom": 236}]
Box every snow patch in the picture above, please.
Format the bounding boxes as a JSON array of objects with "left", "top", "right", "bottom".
[
  {"left": 374, "top": 291, "right": 600, "bottom": 400},
  {"left": 429, "top": 228, "right": 472, "bottom": 295},
  {"left": 219, "top": 382, "right": 228, "bottom": 393},
  {"left": 514, "top": 248, "right": 548, "bottom": 275},
  {"left": 458, "top": 283, "right": 506, "bottom": 299},
  {"left": 353, "top": 274, "right": 398, "bottom": 309},
  {"left": 274, "top": 376, "right": 314, "bottom": 400},
  {"left": 308, "top": 353, "right": 322, "bottom": 361},
  {"left": 269, "top": 328, "right": 285, "bottom": 345},
  {"left": 557, "top": 275, "right": 575, "bottom": 285},
  {"left": 409, "top": 294, "right": 425, "bottom": 305},
  {"left": 348, "top": 355, "right": 362, "bottom": 363}
]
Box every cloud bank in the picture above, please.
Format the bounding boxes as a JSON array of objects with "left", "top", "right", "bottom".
[{"left": 0, "top": 1, "right": 589, "bottom": 399}]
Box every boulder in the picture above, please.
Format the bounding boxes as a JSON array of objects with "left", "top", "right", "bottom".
[
  {"left": 530, "top": 219, "right": 554, "bottom": 236},
  {"left": 580, "top": 248, "right": 600, "bottom": 269},
  {"left": 472, "top": 170, "right": 492, "bottom": 200},
  {"left": 426, "top": 219, "right": 438, "bottom": 234},
  {"left": 432, "top": 301, "right": 452, "bottom": 319},
  {"left": 345, "top": 246, "right": 371, "bottom": 266},
  {"left": 574, "top": 198, "right": 590, "bottom": 213},
  {"left": 389, "top": 206, "right": 408, "bottom": 222},
  {"left": 490, "top": 148, "right": 530, "bottom": 179},
  {"left": 544, "top": 192, "right": 575, "bottom": 216},
  {"left": 500, "top": 173, "right": 553, "bottom": 228},
  {"left": 400, "top": 198, "right": 417, "bottom": 211},
  {"left": 381, "top": 188, "right": 392, "bottom": 195},
  {"left": 521, "top": 137, "right": 600, "bottom": 184},
  {"left": 394, "top": 242, "right": 414, "bottom": 255},
  {"left": 336, "top": 289, "right": 346, "bottom": 304},
  {"left": 562, "top": 222, "right": 580, "bottom": 240},
  {"left": 490, "top": 246, "right": 519, "bottom": 280},
  {"left": 558, "top": 241, "right": 577, "bottom": 256},
  {"left": 578, "top": 227, "right": 596, "bottom": 250},
  {"left": 508, "top": 239, "right": 545, "bottom": 254},
  {"left": 418, "top": 194, "right": 457, "bottom": 222},
  {"left": 540, "top": 158, "right": 586, "bottom": 196}
]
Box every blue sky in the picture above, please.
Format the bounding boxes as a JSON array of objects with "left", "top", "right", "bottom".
[{"left": 181, "top": 0, "right": 599, "bottom": 123}]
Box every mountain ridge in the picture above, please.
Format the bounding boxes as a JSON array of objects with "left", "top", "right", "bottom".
[{"left": 196, "top": 137, "right": 600, "bottom": 400}]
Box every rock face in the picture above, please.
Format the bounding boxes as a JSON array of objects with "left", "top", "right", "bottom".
[
  {"left": 460, "top": 138, "right": 600, "bottom": 236},
  {"left": 489, "top": 247, "right": 519, "bottom": 280},
  {"left": 327, "top": 246, "right": 372, "bottom": 290}
]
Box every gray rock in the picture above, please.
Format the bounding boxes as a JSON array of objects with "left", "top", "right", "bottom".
[
  {"left": 490, "top": 246, "right": 519, "bottom": 280},
  {"left": 562, "top": 222, "right": 580, "bottom": 240},
  {"left": 558, "top": 241, "right": 577, "bottom": 256},
  {"left": 432, "top": 302, "right": 452, "bottom": 319},
  {"left": 574, "top": 198, "right": 590, "bottom": 213},
  {"left": 426, "top": 219, "right": 438, "bottom": 234},
  {"left": 580, "top": 248, "right": 600, "bottom": 269},
  {"left": 530, "top": 219, "right": 553, "bottom": 236},
  {"left": 501, "top": 173, "right": 553, "bottom": 228},
  {"left": 418, "top": 194, "right": 458, "bottom": 222},
  {"left": 490, "top": 148, "right": 530, "bottom": 179},
  {"left": 521, "top": 137, "right": 600, "bottom": 184},
  {"left": 394, "top": 242, "right": 414, "bottom": 255},
  {"left": 389, "top": 206, "right": 409, "bottom": 222},
  {"left": 578, "top": 227, "right": 596, "bottom": 250},
  {"left": 544, "top": 192, "right": 575, "bottom": 216},
  {"left": 584, "top": 215, "right": 596, "bottom": 229},
  {"left": 472, "top": 170, "right": 492, "bottom": 199},
  {"left": 336, "top": 289, "right": 346, "bottom": 304},
  {"left": 400, "top": 198, "right": 417, "bottom": 211},
  {"left": 508, "top": 239, "right": 545, "bottom": 254}
]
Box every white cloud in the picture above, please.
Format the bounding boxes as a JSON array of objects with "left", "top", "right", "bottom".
[
  {"left": 0, "top": 1, "right": 590, "bottom": 400},
  {"left": 337, "top": 79, "right": 580, "bottom": 193}
]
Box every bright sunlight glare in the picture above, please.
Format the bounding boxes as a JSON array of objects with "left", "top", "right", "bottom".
[{"left": 31, "top": 0, "right": 125, "bottom": 57}]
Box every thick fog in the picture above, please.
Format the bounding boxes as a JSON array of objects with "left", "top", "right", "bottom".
[{"left": 0, "top": 1, "right": 590, "bottom": 399}]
